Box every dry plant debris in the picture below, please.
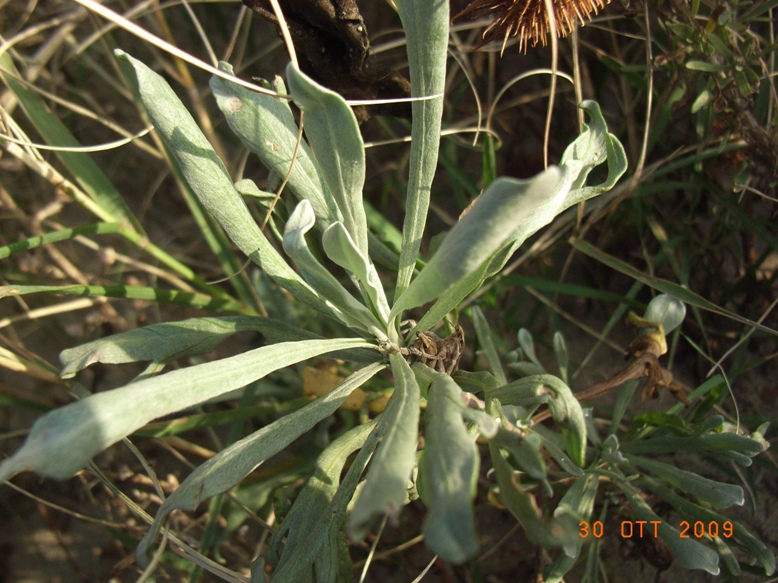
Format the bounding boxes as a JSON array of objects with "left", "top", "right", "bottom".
[
  {"left": 532, "top": 312, "right": 687, "bottom": 426},
  {"left": 454, "top": 0, "right": 610, "bottom": 53}
]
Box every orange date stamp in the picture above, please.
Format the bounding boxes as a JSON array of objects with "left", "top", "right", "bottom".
[{"left": 578, "top": 520, "right": 734, "bottom": 539}]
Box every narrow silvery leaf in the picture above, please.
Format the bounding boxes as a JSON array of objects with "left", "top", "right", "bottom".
[
  {"left": 286, "top": 63, "right": 368, "bottom": 255},
  {"left": 487, "top": 374, "right": 586, "bottom": 466},
  {"left": 555, "top": 473, "right": 599, "bottom": 529},
  {"left": 283, "top": 200, "right": 386, "bottom": 339},
  {"left": 643, "top": 481, "right": 776, "bottom": 577},
  {"left": 492, "top": 404, "right": 553, "bottom": 493},
  {"left": 391, "top": 168, "right": 562, "bottom": 320},
  {"left": 114, "top": 51, "right": 329, "bottom": 316},
  {"left": 620, "top": 480, "right": 720, "bottom": 574},
  {"left": 348, "top": 353, "right": 420, "bottom": 540},
  {"left": 560, "top": 101, "right": 628, "bottom": 200},
  {"left": 394, "top": 0, "right": 448, "bottom": 298},
  {"left": 518, "top": 328, "right": 543, "bottom": 369},
  {"left": 490, "top": 101, "right": 627, "bottom": 265},
  {"left": 412, "top": 261, "right": 490, "bottom": 334},
  {"left": 543, "top": 554, "right": 579, "bottom": 583},
  {"left": 495, "top": 427, "right": 548, "bottom": 485},
  {"left": 413, "top": 365, "right": 498, "bottom": 439},
  {"left": 472, "top": 305, "right": 507, "bottom": 385},
  {"left": 59, "top": 315, "right": 326, "bottom": 378},
  {"left": 0, "top": 338, "right": 376, "bottom": 482},
  {"left": 271, "top": 420, "right": 378, "bottom": 582},
  {"left": 322, "top": 222, "right": 390, "bottom": 324},
  {"left": 626, "top": 455, "right": 744, "bottom": 509},
  {"left": 460, "top": 406, "right": 499, "bottom": 439},
  {"left": 412, "top": 103, "right": 627, "bottom": 332},
  {"left": 210, "top": 63, "right": 338, "bottom": 226},
  {"left": 553, "top": 331, "right": 570, "bottom": 385},
  {"left": 485, "top": 376, "right": 555, "bottom": 408},
  {"left": 555, "top": 473, "right": 600, "bottom": 557},
  {"left": 488, "top": 439, "right": 580, "bottom": 547},
  {"left": 138, "top": 362, "right": 385, "bottom": 565},
  {"left": 233, "top": 178, "right": 275, "bottom": 203},
  {"left": 543, "top": 377, "right": 587, "bottom": 467},
  {"left": 418, "top": 372, "right": 479, "bottom": 563},
  {"left": 532, "top": 425, "right": 586, "bottom": 477},
  {"left": 602, "top": 433, "right": 626, "bottom": 463}
]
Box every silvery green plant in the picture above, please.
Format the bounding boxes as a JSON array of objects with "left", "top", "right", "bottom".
[
  {"left": 0, "top": 1, "right": 772, "bottom": 580},
  {"left": 488, "top": 295, "right": 773, "bottom": 580}
]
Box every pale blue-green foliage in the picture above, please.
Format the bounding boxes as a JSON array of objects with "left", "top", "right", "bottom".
[
  {"left": 417, "top": 370, "right": 480, "bottom": 563},
  {"left": 625, "top": 455, "right": 744, "bottom": 509},
  {"left": 12, "top": 2, "right": 771, "bottom": 579},
  {"left": 211, "top": 63, "right": 338, "bottom": 227},
  {"left": 390, "top": 168, "right": 562, "bottom": 320},
  {"left": 269, "top": 420, "right": 380, "bottom": 582},
  {"left": 485, "top": 374, "right": 587, "bottom": 467},
  {"left": 622, "top": 479, "right": 721, "bottom": 574},
  {"left": 472, "top": 305, "right": 508, "bottom": 385},
  {"left": 113, "top": 51, "right": 330, "bottom": 320},
  {"left": 322, "top": 221, "right": 391, "bottom": 323},
  {"left": 282, "top": 200, "right": 386, "bottom": 339},
  {"left": 347, "top": 353, "right": 420, "bottom": 540},
  {"left": 407, "top": 100, "right": 627, "bottom": 336},
  {"left": 57, "top": 315, "right": 351, "bottom": 379},
  {"left": 0, "top": 337, "right": 375, "bottom": 481},
  {"left": 543, "top": 475, "right": 600, "bottom": 582},
  {"left": 136, "top": 362, "right": 386, "bottom": 564},
  {"left": 496, "top": 299, "right": 774, "bottom": 580},
  {"left": 393, "top": 0, "right": 449, "bottom": 299},
  {"left": 645, "top": 478, "right": 775, "bottom": 578},
  {"left": 286, "top": 63, "right": 369, "bottom": 256},
  {"left": 488, "top": 431, "right": 582, "bottom": 548}
]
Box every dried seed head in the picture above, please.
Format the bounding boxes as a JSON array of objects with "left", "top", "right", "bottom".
[{"left": 454, "top": 0, "right": 609, "bottom": 54}]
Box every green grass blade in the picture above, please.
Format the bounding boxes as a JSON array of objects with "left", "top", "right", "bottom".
[
  {"left": 0, "top": 221, "right": 236, "bottom": 302},
  {"left": 2, "top": 284, "right": 248, "bottom": 314},
  {"left": 571, "top": 239, "right": 778, "bottom": 337},
  {"left": 170, "top": 168, "right": 261, "bottom": 312},
  {"left": 0, "top": 53, "right": 144, "bottom": 233},
  {"left": 0, "top": 222, "right": 124, "bottom": 259}
]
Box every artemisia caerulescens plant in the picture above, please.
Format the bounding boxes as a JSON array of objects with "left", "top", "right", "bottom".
[{"left": 2, "top": 1, "right": 772, "bottom": 580}]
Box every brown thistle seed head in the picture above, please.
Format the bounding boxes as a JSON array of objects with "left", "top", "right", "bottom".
[{"left": 454, "top": 0, "right": 610, "bottom": 54}]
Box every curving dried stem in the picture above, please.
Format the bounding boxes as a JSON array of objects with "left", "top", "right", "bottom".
[
  {"left": 530, "top": 325, "right": 688, "bottom": 427},
  {"left": 454, "top": 0, "right": 609, "bottom": 53}
]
